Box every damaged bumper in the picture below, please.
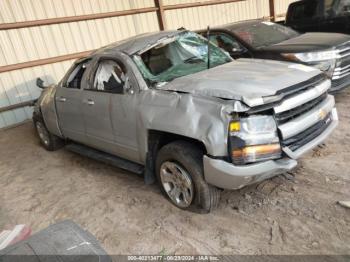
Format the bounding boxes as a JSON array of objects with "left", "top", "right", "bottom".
[
  {"left": 203, "top": 156, "right": 297, "bottom": 190},
  {"left": 204, "top": 108, "right": 338, "bottom": 190}
]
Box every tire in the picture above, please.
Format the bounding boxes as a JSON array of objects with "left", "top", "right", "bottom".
[
  {"left": 155, "top": 140, "right": 221, "bottom": 213},
  {"left": 33, "top": 116, "right": 64, "bottom": 151}
]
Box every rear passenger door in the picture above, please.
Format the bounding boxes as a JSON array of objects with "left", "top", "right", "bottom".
[{"left": 56, "top": 59, "right": 90, "bottom": 143}]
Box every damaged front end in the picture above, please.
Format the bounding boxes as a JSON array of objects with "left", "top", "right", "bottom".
[
  {"left": 128, "top": 29, "right": 338, "bottom": 191},
  {"left": 204, "top": 75, "right": 338, "bottom": 190}
]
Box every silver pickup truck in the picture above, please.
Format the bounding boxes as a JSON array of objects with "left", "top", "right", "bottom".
[{"left": 33, "top": 30, "right": 338, "bottom": 213}]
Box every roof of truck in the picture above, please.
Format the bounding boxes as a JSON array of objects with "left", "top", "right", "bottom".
[{"left": 92, "top": 30, "right": 182, "bottom": 56}]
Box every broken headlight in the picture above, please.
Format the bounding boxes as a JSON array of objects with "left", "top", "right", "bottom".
[{"left": 229, "top": 115, "right": 281, "bottom": 165}]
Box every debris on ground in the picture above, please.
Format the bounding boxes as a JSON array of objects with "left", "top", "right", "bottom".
[{"left": 338, "top": 201, "right": 350, "bottom": 209}]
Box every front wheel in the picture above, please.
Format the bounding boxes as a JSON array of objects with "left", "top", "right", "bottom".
[
  {"left": 33, "top": 116, "right": 64, "bottom": 151},
  {"left": 156, "top": 141, "right": 221, "bottom": 213}
]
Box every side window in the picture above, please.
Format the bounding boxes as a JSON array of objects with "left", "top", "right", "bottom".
[
  {"left": 92, "top": 60, "right": 128, "bottom": 94},
  {"left": 210, "top": 33, "right": 245, "bottom": 53},
  {"left": 325, "top": 0, "right": 335, "bottom": 16},
  {"left": 291, "top": 1, "right": 319, "bottom": 21},
  {"left": 336, "top": 0, "right": 350, "bottom": 15},
  {"left": 65, "top": 62, "right": 89, "bottom": 89}
]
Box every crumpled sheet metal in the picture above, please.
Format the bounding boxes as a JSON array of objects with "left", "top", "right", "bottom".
[
  {"left": 36, "top": 85, "right": 62, "bottom": 137},
  {"left": 157, "top": 59, "right": 321, "bottom": 107},
  {"left": 136, "top": 89, "right": 248, "bottom": 157}
]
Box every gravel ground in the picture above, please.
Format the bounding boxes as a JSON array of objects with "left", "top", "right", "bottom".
[{"left": 0, "top": 90, "right": 349, "bottom": 255}]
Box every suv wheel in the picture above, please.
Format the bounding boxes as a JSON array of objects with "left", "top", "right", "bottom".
[
  {"left": 156, "top": 141, "right": 221, "bottom": 213},
  {"left": 33, "top": 116, "right": 64, "bottom": 151}
]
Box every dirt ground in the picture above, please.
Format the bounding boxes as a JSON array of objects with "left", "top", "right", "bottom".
[{"left": 0, "top": 91, "right": 349, "bottom": 256}]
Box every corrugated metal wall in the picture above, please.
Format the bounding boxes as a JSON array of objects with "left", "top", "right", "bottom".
[
  {"left": 275, "top": 0, "right": 297, "bottom": 20},
  {"left": 0, "top": 0, "right": 292, "bottom": 128},
  {"left": 164, "top": 0, "right": 270, "bottom": 30}
]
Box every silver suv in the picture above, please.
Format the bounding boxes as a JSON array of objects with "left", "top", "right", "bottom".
[{"left": 33, "top": 30, "right": 338, "bottom": 212}]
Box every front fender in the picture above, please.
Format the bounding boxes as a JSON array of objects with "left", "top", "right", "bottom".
[{"left": 137, "top": 90, "right": 240, "bottom": 158}]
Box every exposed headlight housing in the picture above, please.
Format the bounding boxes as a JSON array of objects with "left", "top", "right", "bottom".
[
  {"left": 282, "top": 50, "right": 338, "bottom": 77},
  {"left": 229, "top": 115, "right": 281, "bottom": 165},
  {"left": 309, "top": 60, "right": 336, "bottom": 78}
]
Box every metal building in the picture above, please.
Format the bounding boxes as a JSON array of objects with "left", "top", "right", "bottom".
[{"left": 0, "top": 0, "right": 296, "bottom": 129}]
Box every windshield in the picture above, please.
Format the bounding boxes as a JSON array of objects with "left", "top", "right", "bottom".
[
  {"left": 133, "top": 31, "right": 232, "bottom": 85},
  {"left": 232, "top": 21, "right": 299, "bottom": 48}
]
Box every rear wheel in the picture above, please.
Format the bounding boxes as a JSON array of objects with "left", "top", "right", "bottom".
[
  {"left": 33, "top": 117, "right": 64, "bottom": 151},
  {"left": 156, "top": 141, "right": 221, "bottom": 213}
]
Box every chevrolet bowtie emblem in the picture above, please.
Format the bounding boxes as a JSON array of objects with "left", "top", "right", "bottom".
[{"left": 319, "top": 109, "right": 327, "bottom": 120}]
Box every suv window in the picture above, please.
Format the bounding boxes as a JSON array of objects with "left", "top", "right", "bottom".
[
  {"left": 291, "top": 0, "right": 319, "bottom": 21},
  {"left": 65, "top": 61, "right": 89, "bottom": 89},
  {"left": 209, "top": 33, "right": 244, "bottom": 53},
  {"left": 336, "top": 0, "right": 350, "bottom": 15},
  {"left": 325, "top": 0, "right": 335, "bottom": 16},
  {"left": 92, "top": 59, "right": 127, "bottom": 94}
]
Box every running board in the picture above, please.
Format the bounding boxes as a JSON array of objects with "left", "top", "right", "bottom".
[{"left": 65, "top": 143, "right": 144, "bottom": 175}]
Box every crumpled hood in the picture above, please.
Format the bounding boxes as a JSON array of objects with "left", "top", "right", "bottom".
[
  {"left": 260, "top": 33, "right": 350, "bottom": 53},
  {"left": 157, "top": 59, "right": 321, "bottom": 107}
]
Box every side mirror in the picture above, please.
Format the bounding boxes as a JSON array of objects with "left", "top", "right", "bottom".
[
  {"left": 36, "top": 77, "right": 45, "bottom": 89},
  {"left": 232, "top": 47, "right": 243, "bottom": 53},
  {"left": 230, "top": 47, "right": 247, "bottom": 56}
]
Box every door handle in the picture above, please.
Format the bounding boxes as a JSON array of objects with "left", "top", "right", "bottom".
[
  {"left": 57, "top": 97, "right": 66, "bottom": 102},
  {"left": 84, "top": 99, "right": 95, "bottom": 106}
]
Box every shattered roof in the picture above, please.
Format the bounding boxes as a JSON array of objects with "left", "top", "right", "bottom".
[{"left": 92, "top": 30, "right": 182, "bottom": 56}]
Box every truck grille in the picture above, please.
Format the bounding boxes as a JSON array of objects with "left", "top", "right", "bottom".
[
  {"left": 274, "top": 75, "right": 332, "bottom": 153},
  {"left": 275, "top": 93, "right": 327, "bottom": 125},
  {"left": 281, "top": 113, "right": 332, "bottom": 151},
  {"left": 333, "top": 41, "right": 350, "bottom": 83}
]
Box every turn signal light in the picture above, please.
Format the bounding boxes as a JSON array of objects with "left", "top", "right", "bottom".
[
  {"left": 232, "top": 143, "right": 281, "bottom": 164},
  {"left": 229, "top": 121, "right": 240, "bottom": 132}
]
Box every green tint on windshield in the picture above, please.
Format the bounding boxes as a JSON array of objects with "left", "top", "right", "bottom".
[{"left": 133, "top": 31, "right": 232, "bottom": 85}]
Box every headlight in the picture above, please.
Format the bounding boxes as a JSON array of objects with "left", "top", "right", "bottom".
[
  {"left": 229, "top": 115, "right": 281, "bottom": 165},
  {"left": 282, "top": 50, "right": 338, "bottom": 62},
  {"left": 282, "top": 51, "right": 338, "bottom": 77}
]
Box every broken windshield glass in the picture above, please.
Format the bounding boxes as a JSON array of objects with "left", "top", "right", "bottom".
[{"left": 132, "top": 31, "right": 232, "bottom": 85}]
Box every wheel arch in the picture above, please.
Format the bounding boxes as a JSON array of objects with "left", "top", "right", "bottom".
[{"left": 143, "top": 129, "right": 207, "bottom": 185}]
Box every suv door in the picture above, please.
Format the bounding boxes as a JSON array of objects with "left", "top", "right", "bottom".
[
  {"left": 56, "top": 59, "right": 90, "bottom": 143},
  {"left": 287, "top": 0, "right": 322, "bottom": 32},
  {"left": 83, "top": 57, "right": 139, "bottom": 162}
]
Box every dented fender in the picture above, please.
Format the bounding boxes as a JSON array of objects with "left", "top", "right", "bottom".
[{"left": 136, "top": 89, "right": 249, "bottom": 159}]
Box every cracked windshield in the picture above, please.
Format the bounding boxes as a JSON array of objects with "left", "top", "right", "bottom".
[{"left": 133, "top": 31, "right": 232, "bottom": 85}]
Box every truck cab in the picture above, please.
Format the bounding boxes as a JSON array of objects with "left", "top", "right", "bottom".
[{"left": 286, "top": 0, "right": 350, "bottom": 34}]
